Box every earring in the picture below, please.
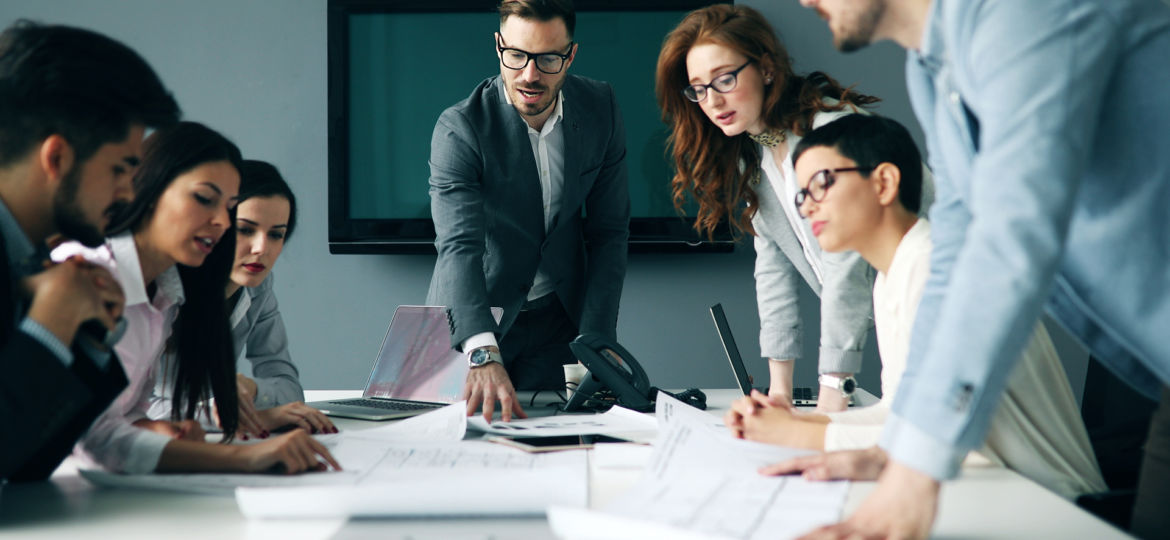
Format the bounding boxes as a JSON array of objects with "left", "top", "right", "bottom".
[{"left": 764, "top": 75, "right": 773, "bottom": 84}]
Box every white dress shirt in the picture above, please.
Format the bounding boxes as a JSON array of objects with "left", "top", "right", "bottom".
[
  {"left": 760, "top": 142, "right": 824, "bottom": 286},
  {"left": 68, "top": 232, "right": 185, "bottom": 474},
  {"left": 822, "top": 219, "right": 1105, "bottom": 498}
]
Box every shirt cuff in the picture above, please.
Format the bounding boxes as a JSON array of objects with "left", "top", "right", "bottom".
[
  {"left": 879, "top": 412, "right": 966, "bottom": 481},
  {"left": 19, "top": 318, "right": 74, "bottom": 367},
  {"left": 125, "top": 428, "right": 172, "bottom": 474},
  {"left": 462, "top": 332, "right": 498, "bottom": 353},
  {"left": 817, "top": 346, "right": 863, "bottom": 375}
]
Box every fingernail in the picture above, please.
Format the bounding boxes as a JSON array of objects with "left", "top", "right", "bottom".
[{"left": 261, "top": 431, "right": 269, "bottom": 438}]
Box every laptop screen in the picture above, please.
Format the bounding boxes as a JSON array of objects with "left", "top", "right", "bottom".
[
  {"left": 364, "top": 306, "right": 500, "bottom": 403},
  {"left": 709, "top": 303, "right": 753, "bottom": 396}
]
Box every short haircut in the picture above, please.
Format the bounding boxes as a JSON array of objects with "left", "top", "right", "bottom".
[
  {"left": 498, "top": 0, "right": 576, "bottom": 39},
  {"left": 0, "top": 21, "right": 180, "bottom": 167},
  {"left": 793, "top": 114, "right": 923, "bottom": 214},
  {"left": 238, "top": 160, "right": 298, "bottom": 240}
]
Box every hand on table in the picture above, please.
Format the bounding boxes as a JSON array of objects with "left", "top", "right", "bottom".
[
  {"left": 794, "top": 459, "right": 939, "bottom": 540},
  {"left": 234, "top": 430, "right": 342, "bottom": 474},
  {"left": 256, "top": 402, "right": 337, "bottom": 434},
  {"left": 463, "top": 361, "right": 527, "bottom": 423},
  {"left": 759, "top": 445, "right": 888, "bottom": 481},
  {"left": 724, "top": 389, "right": 795, "bottom": 440}
]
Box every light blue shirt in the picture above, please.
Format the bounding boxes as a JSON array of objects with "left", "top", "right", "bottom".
[{"left": 881, "top": 0, "right": 1170, "bottom": 480}]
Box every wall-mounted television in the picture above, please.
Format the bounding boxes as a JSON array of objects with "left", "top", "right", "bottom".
[{"left": 328, "top": 0, "right": 734, "bottom": 254}]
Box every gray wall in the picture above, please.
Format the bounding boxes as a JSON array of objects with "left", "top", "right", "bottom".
[{"left": 5, "top": 0, "right": 1089, "bottom": 401}]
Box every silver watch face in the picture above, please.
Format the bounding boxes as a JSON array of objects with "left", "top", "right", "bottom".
[{"left": 469, "top": 348, "right": 491, "bottom": 367}]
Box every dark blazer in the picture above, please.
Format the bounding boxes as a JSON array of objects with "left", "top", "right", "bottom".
[
  {"left": 0, "top": 235, "right": 127, "bottom": 482},
  {"left": 426, "top": 75, "right": 629, "bottom": 349}
]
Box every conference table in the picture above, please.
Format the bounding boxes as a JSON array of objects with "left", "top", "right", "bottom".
[{"left": 0, "top": 389, "right": 1130, "bottom": 539}]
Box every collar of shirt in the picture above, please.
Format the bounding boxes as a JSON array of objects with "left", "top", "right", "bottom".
[
  {"left": 912, "top": 0, "right": 946, "bottom": 74},
  {"left": 108, "top": 231, "right": 185, "bottom": 311},
  {"left": 0, "top": 197, "right": 36, "bottom": 269},
  {"left": 229, "top": 286, "right": 251, "bottom": 328}
]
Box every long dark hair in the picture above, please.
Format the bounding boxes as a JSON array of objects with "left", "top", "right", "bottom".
[
  {"left": 238, "top": 160, "right": 298, "bottom": 240},
  {"left": 655, "top": 5, "right": 879, "bottom": 238},
  {"left": 107, "top": 121, "right": 242, "bottom": 440}
]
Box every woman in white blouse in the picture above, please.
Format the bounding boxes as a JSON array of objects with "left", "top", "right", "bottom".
[
  {"left": 655, "top": 5, "right": 908, "bottom": 410},
  {"left": 727, "top": 114, "right": 1104, "bottom": 499},
  {"left": 68, "top": 122, "right": 338, "bottom": 474}
]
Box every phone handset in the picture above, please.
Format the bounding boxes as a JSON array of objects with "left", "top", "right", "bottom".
[{"left": 565, "top": 333, "right": 655, "bottom": 412}]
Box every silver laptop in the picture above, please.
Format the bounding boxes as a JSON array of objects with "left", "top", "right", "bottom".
[{"left": 306, "top": 305, "right": 502, "bottom": 421}]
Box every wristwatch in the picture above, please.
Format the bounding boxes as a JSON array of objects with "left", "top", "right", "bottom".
[
  {"left": 467, "top": 347, "right": 503, "bottom": 368},
  {"left": 818, "top": 374, "right": 857, "bottom": 396}
]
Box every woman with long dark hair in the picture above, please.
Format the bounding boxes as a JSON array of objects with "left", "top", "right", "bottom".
[
  {"left": 655, "top": 5, "right": 926, "bottom": 409},
  {"left": 147, "top": 159, "right": 336, "bottom": 437},
  {"left": 65, "top": 122, "right": 338, "bottom": 474}
]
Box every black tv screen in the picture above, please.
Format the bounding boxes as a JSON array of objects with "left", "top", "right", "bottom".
[{"left": 328, "top": 0, "right": 733, "bottom": 254}]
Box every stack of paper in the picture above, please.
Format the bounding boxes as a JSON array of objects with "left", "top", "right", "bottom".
[{"left": 547, "top": 393, "right": 849, "bottom": 540}]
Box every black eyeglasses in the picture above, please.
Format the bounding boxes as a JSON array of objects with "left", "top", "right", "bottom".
[
  {"left": 683, "top": 60, "right": 752, "bottom": 103},
  {"left": 794, "top": 167, "right": 873, "bottom": 212},
  {"left": 496, "top": 35, "right": 574, "bottom": 75}
]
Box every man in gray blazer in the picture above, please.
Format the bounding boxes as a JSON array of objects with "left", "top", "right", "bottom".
[{"left": 426, "top": 0, "right": 629, "bottom": 422}]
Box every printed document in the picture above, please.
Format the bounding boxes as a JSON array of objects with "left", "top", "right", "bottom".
[
  {"left": 547, "top": 393, "right": 848, "bottom": 539},
  {"left": 80, "top": 403, "right": 589, "bottom": 517},
  {"left": 467, "top": 405, "right": 656, "bottom": 437}
]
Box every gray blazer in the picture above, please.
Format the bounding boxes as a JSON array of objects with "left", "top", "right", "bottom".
[
  {"left": 426, "top": 75, "right": 630, "bottom": 349},
  {"left": 148, "top": 274, "right": 303, "bottom": 419},
  {"left": 225, "top": 274, "right": 303, "bottom": 408},
  {"left": 752, "top": 173, "right": 874, "bottom": 374}
]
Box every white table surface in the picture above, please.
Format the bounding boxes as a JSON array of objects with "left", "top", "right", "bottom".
[{"left": 0, "top": 389, "right": 1130, "bottom": 539}]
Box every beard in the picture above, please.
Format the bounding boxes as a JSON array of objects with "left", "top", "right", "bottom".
[
  {"left": 53, "top": 165, "right": 110, "bottom": 248},
  {"left": 510, "top": 76, "right": 565, "bottom": 119},
  {"left": 833, "top": 2, "right": 884, "bottom": 53}
]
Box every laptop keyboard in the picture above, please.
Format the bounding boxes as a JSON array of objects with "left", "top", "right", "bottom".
[{"left": 334, "top": 399, "right": 441, "bottom": 411}]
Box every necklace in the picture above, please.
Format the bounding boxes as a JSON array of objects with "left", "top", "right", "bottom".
[{"left": 748, "top": 128, "right": 787, "bottom": 148}]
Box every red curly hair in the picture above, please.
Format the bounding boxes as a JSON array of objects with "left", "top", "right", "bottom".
[{"left": 655, "top": 4, "right": 878, "bottom": 238}]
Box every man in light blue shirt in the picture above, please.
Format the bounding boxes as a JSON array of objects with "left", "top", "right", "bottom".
[{"left": 787, "top": 0, "right": 1170, "bottom": 538}]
